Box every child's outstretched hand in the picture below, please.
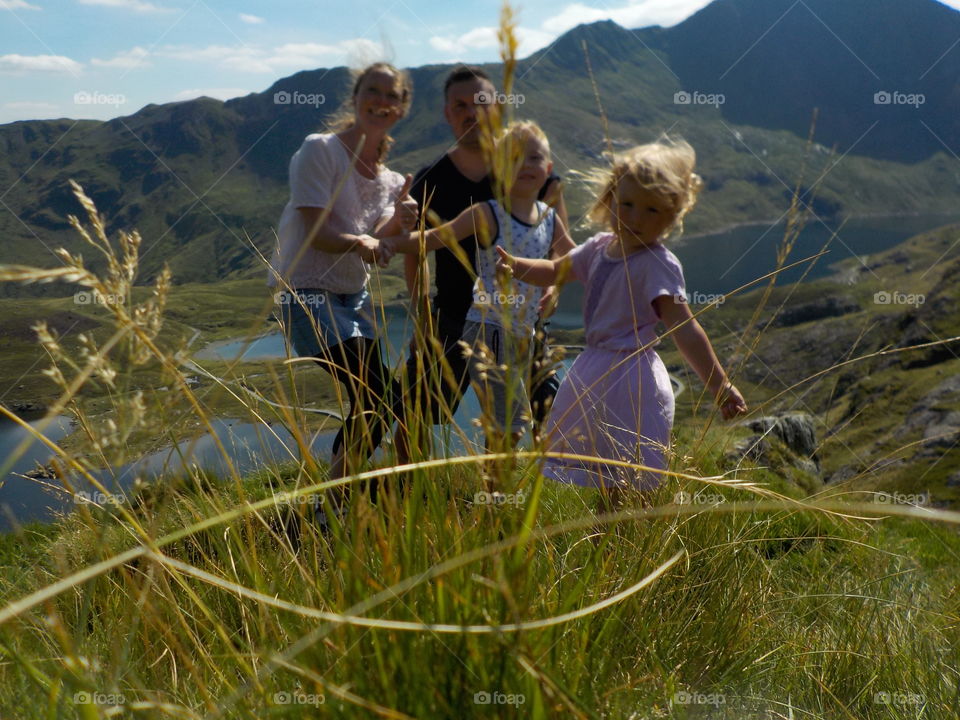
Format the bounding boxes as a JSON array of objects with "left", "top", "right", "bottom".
[
  {"left": 495, "top": 245, "right": 515, "bottom": 277},
  {"left": 717, "top": 383, "right": 748, "bottom": 420}
]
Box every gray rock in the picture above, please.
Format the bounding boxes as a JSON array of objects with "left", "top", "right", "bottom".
[
  {"left": 728, "top": 435, "right": 770, "bottom": 463},
  {"left": 774, "top": 296, "right": 861, "bottom": 328},
  {"left": 743, "top": 412, "right": 819, "bottom": 458},
  {"left": 900, "top": 376, "right": 960, "bottom": 451},
  {"left": 794, "top": 458, "right": 820, "bottom": 476},
  {"left": 923, "top": 412, "right": 960, "bottom": 449},
  {"left": 827, "top": 465, "right": 859, "bottom": 484}
]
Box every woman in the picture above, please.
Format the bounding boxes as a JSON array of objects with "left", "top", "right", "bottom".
[{"left": 268, "top": 62, "right": 417, "bottom": 525}]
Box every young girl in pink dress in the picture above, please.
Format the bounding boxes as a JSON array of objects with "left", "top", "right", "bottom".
[{"left": 496, "top": 138, "right": 747, "bottom": 498}]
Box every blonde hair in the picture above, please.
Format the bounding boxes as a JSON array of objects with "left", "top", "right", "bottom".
[
  {"left": 588, "top": 136, "right": 703, "bottom": 238},
  {"left": 491, "top": 120, "right": 550, "bottom": 185},
  {"left": 496, "top": 120, "right": 550, "bottom": 155},
  {"left": 328, "top": 62, "right": 413, "bottom": 164}
]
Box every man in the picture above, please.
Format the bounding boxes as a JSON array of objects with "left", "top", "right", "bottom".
[{"left": 400, "top": 65, "right": 572, "bottom": 455}]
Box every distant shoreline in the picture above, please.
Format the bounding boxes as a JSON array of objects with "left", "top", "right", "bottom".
[{"left": 681, "top": 210, "right": 960, "bottom": 242}]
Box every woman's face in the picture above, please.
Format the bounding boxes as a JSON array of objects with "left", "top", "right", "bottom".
[{"left": 352, "top": 69, "right": 406, "bottom": 134}]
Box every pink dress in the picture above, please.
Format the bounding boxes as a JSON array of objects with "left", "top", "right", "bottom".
[{"left": 542, "top": 233, "right": 684, "bottom": 489}]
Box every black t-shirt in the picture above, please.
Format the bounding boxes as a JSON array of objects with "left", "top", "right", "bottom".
[
  {"left": 412, "top": 155, "right": 562, "bottom": 324},
  {"left": 411, "top": 155, "right": 493, "bottom": 323}
]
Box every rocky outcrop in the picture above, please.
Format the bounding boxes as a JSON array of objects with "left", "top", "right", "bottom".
[
  {"left": 743, "top": 413, "right": 819, "bottom": 459},
  {"left": 774, "top": 295, "right": 861, "bottom": 328},
  {"left": 727, "top": 413, "right": 821, "bottom": 482},
  {"left": 897, "top": 374, "right": 960, "bottom": 458}
]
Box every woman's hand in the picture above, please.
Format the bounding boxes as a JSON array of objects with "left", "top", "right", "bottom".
[
  {"left": 353, "top": 234, "right": 393, "bottom": 266},
  {"left": 375, "top": 236, "right": 396, "bottom": 267},
  {"left": 394, "top": 174, "right": 418, "bottom": 233}
]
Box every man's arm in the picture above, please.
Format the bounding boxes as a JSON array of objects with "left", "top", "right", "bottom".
[{"left": 403, "top": 171, "right": 431, "bottom": 294}]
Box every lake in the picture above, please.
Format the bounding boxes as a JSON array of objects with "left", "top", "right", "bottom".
[
  {"left": 550, "top": 213, "right": 960, "bottom": 326},
  {"left": 0, "top": 416, "right": 340, "bottom": 532}
]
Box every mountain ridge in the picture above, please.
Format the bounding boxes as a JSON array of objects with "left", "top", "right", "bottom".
[{"left": 1, "top": 0, "right": 958, "bottom": 296}]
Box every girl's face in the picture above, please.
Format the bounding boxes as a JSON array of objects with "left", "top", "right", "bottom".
[
  {"left": 611, "top": 175, "right": 678, "bottom": 249},
  {"left": 353, "top": 69, "right": 406, "bottom": 134},
  {"left": 511, "top": 136, "right": 552, "bottom": 195}
]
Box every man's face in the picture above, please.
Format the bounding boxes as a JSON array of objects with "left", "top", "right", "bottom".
[{"left": 444, "top": 77, "right": 497, "bottom": 148}]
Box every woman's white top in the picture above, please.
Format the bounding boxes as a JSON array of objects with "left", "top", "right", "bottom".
[{"left": 268, "top": 133, "right": 405, "bottom": 293}]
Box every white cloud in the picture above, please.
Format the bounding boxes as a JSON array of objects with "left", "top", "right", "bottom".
[
  {"left": 239, "top": 13, "right": 263, "bottom": 24},
  {"left": 430, "top": 27, "right": 497, "bottom": 53},
  {"left": 429, "top": 26, "right": 553, "bottom": 57},
  {"left": 0, "top": 101, "right": 62, "bottom": 123},
  {"left": 173, "top": 87, "right": 249, "bottom": 101},
  {"left": 159, "top": 39, "right": 386, "bottom": 73},
  {"left": 0, "top": 53, "right": 82, "bottom": 73},
  {"left": 3, "top": 101, "right": 60, "bottom": 113},
  {"left": 78, "top": 0, "right": 172, "bottom": 13},
  {"left": 0, "top": 0, "right": 41, "bottom": 9},
  {"left": 91, "top": 46, "right": 149, "bottom": 69},
  {"left": 542, "top": 0, "right": 710, "bottom": 35},
  {"left": 430, "top": 1, "right": 709, "bottom": 60}
]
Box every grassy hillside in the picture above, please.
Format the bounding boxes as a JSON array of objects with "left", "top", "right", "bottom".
[
  {"left": 1, "top": 451, "right": 958, "bottom": 718},
  {"left": 0, "top": 172, "right": 959, "bottom": 720}
]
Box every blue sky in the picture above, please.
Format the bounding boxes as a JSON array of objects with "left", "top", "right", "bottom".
[{"left": 2, "top": 0, "right": 959, "bottom": 124}]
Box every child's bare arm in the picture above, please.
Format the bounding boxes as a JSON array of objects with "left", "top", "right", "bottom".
[
  {"left": 495, "top": 246, "right": 572, "bottom": 287},
  {"left": 653, "top": 294, "right": 747, "bottom": 420},
  {"left": 540, "top": 211, "right": 576, "bottom": 315},
  {"left": 386, "top": 203, "right": 492, "bottom": 255}
]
